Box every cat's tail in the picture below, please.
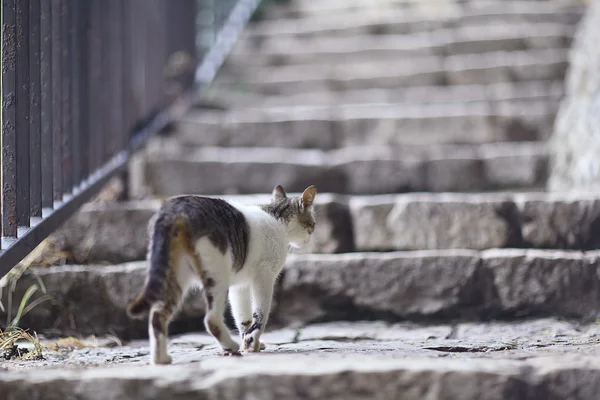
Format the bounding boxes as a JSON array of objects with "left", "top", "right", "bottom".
[{"left": 127, "top": 214, "right": 186, "bottom": 319}]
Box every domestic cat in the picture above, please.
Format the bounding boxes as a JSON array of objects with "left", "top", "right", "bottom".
[{"left": 127, "top": 185, "right": 317, "bottom": 364}]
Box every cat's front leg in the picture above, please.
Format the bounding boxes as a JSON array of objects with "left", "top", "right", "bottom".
[
  {"left": 243, "top": 276, "right": 274, "bottom": 352},
  {"left": 230, "top": 285, "right": 253, "bottom": 341},
  {"left": 230, "top": 285, "right": 266, "bottom": 351}
]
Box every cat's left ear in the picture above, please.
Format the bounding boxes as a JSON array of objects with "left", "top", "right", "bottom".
[
  {"left": 301, "top": 185, "right": 317, "bottom": 209},
  {"left": 272, "top": 185, "right": 287, "bottom": 200}
]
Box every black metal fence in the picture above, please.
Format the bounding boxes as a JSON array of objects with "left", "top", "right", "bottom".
[{"left": 0, "top": 0, "right": 261, "bottom": 278}]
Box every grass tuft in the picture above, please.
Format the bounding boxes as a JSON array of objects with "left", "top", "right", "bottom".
[{"left": 0, "top": 328, "right": 44, "bottom": 361}]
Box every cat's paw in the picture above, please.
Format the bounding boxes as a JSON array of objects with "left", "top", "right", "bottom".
[
  {"left": 242, "top": 334, "right": 264, "bottom": 352},
  {"left": 222, "top": 351, "right": 243, "bottom": 357},
  {"left": 152, "top": 354, "right": 173, "bottom": 365},
  {"left": 222, "top": 341, "right": 241, "bottom": 355}
]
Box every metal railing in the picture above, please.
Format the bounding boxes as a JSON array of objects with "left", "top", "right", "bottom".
[{"left": 0, "top": 0, "right": 261, "bottom": 278}]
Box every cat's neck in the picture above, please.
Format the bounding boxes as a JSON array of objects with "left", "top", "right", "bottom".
[{"left": 259, "top": 201, "right": 295, "bottom": 222}]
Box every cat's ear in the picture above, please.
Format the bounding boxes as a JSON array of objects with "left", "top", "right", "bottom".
[
  {"left": 301, "top": 185, "right": 317, "bottom": 209},
  {"left": 272, "top": 185, "right": 287, "bottom": 200}
]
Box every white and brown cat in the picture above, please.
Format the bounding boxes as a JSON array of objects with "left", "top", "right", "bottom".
[{"left": 127, "top": 185, "right": 317, "bottom": 364}]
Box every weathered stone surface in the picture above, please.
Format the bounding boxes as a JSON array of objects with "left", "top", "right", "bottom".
[
  {"left": 229, "top": 24, "right": 573, "bottom": 67},
  {"left": 277, "top": 250, "right": 600, "bottom": 326},
  {"left": 350, "top": 193, "right": 600, "bottom": 251},
  {"left": 549, "top": 0, "right": 600, "bottom": 191},
  {"left": 350, "top": 194, "right": 512, "bottom": 251},
  {"left": 480, "top": 142, "right": 548, "bottom": 189},
  {"left": 200, "top": 81, "right": 564, "bottom": 112},
  {"left": 219, "top": 50, "right": 568, "bottom": 94},
  {"left": 330, "top": 148, "right": 426, "bottom": 194},
  {"left": 482, "top": 249, "right": 600, "bottom": 319},
  {"left": 4, "top": 251, "right": 600, "bottom": 338},
  {"left": 424, "top": 155, "right": 485, "bottom": 192},
  {"left": 0, "top": 263, "right": 206, "bottom": 339},
  {"left": 3, "top": 354, "right": 600, "bottom": 400},
  {"left": 181, "top": 99, "right": 556, "bottom": 147},
  {"left": 515, "top": 193, "right": 600, "bottom": 250},
  {"left": 143, "top": 143, "right": 549, "bottom": 196},
  {"left": 47, "top": 193, "right": 600, "bottom": 268},
  {"left": 4, "top": 320, "right": 600, "bottom": 399},
  {"left": 177, "top": 108, "right": 338, "bottom": 149},
  {"left": 443, "top": 49, "right": 568, "bottom": 86},
  {"left": 275, "top": 251, "right": 483, "bottom": 326},
  {"left": 51, "top": 201, "right": 160, "bottom": 264},
  {"left": 247, "top": 3, "right": 583, "bottom": 39}
]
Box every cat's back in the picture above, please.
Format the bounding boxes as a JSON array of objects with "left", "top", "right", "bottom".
[
  {"left": 160, "top": 195, "right": 245, "bottom": 229},
  {"left": 158, "top": 196, "right": 250, "bottom": 270}
]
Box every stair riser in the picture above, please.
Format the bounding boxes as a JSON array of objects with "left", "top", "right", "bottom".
[
  {"left": 180, "top": 103, "right": 558, "bottom": 148},
  {"left": 248, "top": 9, "right": 583, "bottom": 38},
  {"left": 230, "top": 31, "right": 573, "bottom": 68},
  {"left": 217, "top": 55, "right": 569, "bottom": 94},
  {"left": 4, "top": 250, "right": 599, "bottom": 338},
  {"left": 44, "top": 194, "right": 600, "bottom": 269},
  {"left": 144, "top": 149, "right": 547, "bottom": 196},
  {"left": 3, "top": 353, "right": 600, "bottom": 400},
  {"left": 202, "top": 81, "right": 564, "bottom": 109}
]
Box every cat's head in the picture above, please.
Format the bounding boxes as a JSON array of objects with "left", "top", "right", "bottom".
[{"left": 268, "top": 185, "right": 317, "bottom": 248}]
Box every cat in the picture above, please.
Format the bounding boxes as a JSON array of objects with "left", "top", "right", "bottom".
[{"left": 127, "top": 184, "right": 317, "bottom": 364}]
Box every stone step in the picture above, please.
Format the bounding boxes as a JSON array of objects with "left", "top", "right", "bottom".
[
  {"left": 3, "top": 319, "right": 600, "bottom": 400},
  {"left": 180, "top": 98, "right": 557, "bottom": 147},
  {"left": 349, "top": 192, "right": 600, "bottom": 251},
  {"left": 3, "top": 250, "right": 600, "bottom": 338},
  {"left": 280, "top": 0, "right": 586, "bottom": 16},
  {"left": 261, "top": 0, "right": 585, "bottom": 20},
  {"left": 4, "top": 336, "right": 600, "bottom": 399},
  {"left": 228, "top": 23, "right": 574, "bottom": 68},
  {"left": 42, "top": 192, "right": 600, "bottom": 268},
  {"left": 199, "top": 80, "right": 564, "bottom": 109},
  {"left": 143, "top": 142, "right": 547, "bottom": 196},
  {"left": 246, "top": 2, "right": 583, "bottom": 39},
  {"left": 216, "top": 49, "right": 569, "bottom": 94}
]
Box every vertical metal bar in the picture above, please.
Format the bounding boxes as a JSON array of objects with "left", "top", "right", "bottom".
[
  {"left": 106, "top": 0, "right": 119, "bottom": 157},
  {"left": 70, "top": 0, "right": 81, "bottom": 190},
  {"left": 29, "top": 0, "right": 42, "bottom": 219},
  {"left": 136, "top": 0, "right": 147, "bottom": 122},
  {"left": 97, "top": 0, "right": 105, "bottom": 170},
  {"left": 88, "top": 0, "right": 98, "bottom": 174},
  {"left": 112, "top": 0, "right": 125, "bottom": 152},
  {"left": 186, "top": 0, "right": 198, "bottom": 89},
  {"left": 98, "top": 1, "right": 107, "bottom": 165},
  {"left": 61, "top": 0, "right": 72, "bottom": 194},
  {"left": 16, "top": 0, "right": 31, "bottom": 228},
  {"left": 77, "top": 0, "right": 89, "bottom": 182},
  {"left": 40, "top": 0, "right": 53, "bottom": 209},
  {"left": 51, "top": 0, "right": 62, "bottom": 202},
  {"left": 2, "top": 0, "right": 18, "bottom": 242},
  {"left": 122, "top": 0, "right": 132, "bottom": 146}
]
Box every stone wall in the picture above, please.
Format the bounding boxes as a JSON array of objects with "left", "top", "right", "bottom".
[{"left": 549, "top": 0, "right": 600, "bottom": 190}]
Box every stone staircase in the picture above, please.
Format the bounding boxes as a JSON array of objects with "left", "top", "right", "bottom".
[{"left": 5, "top": 0, "right": 600, "bottom": 398}]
